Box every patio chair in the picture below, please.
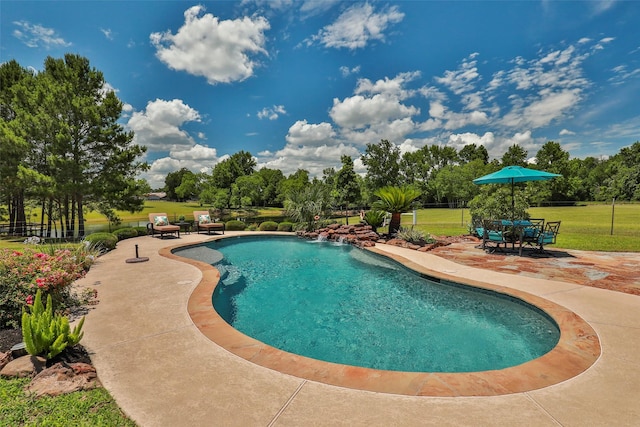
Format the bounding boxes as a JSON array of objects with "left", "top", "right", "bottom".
[
  {"left": 520, "top": 218, "right": 545, "bottom": 249},
  {"left": 537, "top": 221, "right": 561, "bottom": 252},
  {"left": 147, "top": 213, "right": 180, "bottom": 238},
  {"left": 193, "top": 211, "right": 225, "bottom": 235},
  {"left": 481, "top": 219, "right": 510, "bottom": 253},
  {"left": 471, "top": 217, "right": 484, "bottom": 238}
]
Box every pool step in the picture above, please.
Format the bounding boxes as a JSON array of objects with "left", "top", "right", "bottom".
[{"left": 216, "top": 264, "right": 243, "bottom": 286}]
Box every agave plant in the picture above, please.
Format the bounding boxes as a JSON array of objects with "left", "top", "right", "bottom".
[{"left": 373, "top": 186, "right": 421, "bottom": 235}]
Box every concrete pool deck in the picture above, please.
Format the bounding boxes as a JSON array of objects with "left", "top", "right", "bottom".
[{"left": 78, "top": 232, "right": 640, "bottom": 426}]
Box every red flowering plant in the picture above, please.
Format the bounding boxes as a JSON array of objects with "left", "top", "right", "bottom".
[{"left": 0, "top": 246, "right": 96, "bottom": 329}]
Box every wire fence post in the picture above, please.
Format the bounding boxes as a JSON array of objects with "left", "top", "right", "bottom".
[{"left": 610, "top": 198, "right": 615, "bottom": 236}]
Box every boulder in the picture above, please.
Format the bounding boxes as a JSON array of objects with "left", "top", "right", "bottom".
[
  {"left": 0, "top": 355, "right": 47, "bottom": 378},
  {"left": 25, "top": 362, "right": 100, "bottom": 397},
  {"left": 0, "top": 351, "right": 10, "bottom": 372}
]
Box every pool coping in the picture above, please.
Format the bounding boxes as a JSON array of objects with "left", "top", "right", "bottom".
[{"left": 161, "top": 234, "right": 601, "bottom": 397}]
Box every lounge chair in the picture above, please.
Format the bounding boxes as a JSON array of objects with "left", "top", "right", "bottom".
[
  {"left": 193, "top": 211, "right": 225, "bottom": 235},
  {"left": 147, "top": 213, "right": 180, "bottom": 238}
]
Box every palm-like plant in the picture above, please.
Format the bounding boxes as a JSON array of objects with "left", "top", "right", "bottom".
[
  {"left": 373, "top": 186, "right": 421, "bottom": 235},
  {"left": 362, "top": 210, "right": 387, "bottom": 233},
  {"left": 284, "top": 182, "right": 332, "bottom": 231}
]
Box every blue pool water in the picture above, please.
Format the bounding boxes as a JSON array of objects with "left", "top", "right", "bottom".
[{"left": 184, "top": 236, "right": 560, "bottom": 373}]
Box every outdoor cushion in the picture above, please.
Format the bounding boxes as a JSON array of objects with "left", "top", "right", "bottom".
[
  {"left": 540, "top": 232, "right": 554, "bottom": 244},
  {"left": 198, "top": 214, "right": 211, "bottom": 224},
  {"left": 487, "top": 231, "right": 504, "bottom": 241},
  {"left": 154, "top": 215, "right": 169, "bottom": 226}
]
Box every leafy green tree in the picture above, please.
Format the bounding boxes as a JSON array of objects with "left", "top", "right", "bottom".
[
  {"left": 361, "top": 139, "right": 401, "bottom": 194},
  {"left": 469, "top": 186, "right": 529, "bottom": 221},
  {"left": 5, "top": 55, "right": 147, "bottom": 237},
  {"left": 533, "top": 141, "right": 570, "bottom": 203},
  {"left": 165, "top": 168, "right": 193, "bottom": 200},
  {"left": 431, "top": 159, "right": 490, "bottom": 207},
  {"left": 334, "top": 155, "right": 361, "bottom": 224},
  {"left": 255, "top": 167, "right": 285, "bottom": 206},
  {"left": 501, "top": 144, "right": 528, "bottom": 167},
  {"left": 175, "top": 172, "right": 198, "bottom": 201},
  {"left": 458, "top": 143, "right": 489, "bottom": 164},
  {"left": 597, "top": 141, "right": 640, "bottom": 201},
  {"left": 400, "top": 144, "right": 459, "bottom": 203},
  {"left": 211, "top": 150, "right": 256, "bottom": 190},
  {"left": 372, "top": 186, "right": 421, "bottom": 235},
  {"left": 232, "top": 174, "right": 265, "bottom": 207},
  {"left": 0, "top": 60, "right": 35, "bottom": 234},
  {"left": 278, "top": 169, "right": 310, "bottom": 200}
]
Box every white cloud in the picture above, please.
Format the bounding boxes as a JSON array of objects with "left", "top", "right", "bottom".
[
  {"left": 330, "top": 94, "right": 418, "bottom": 130},
  {"left": 143, "top": 144, "right": 220, "bottom": 188},
  {"left": 100, "top": 28, "right": 114, "bottom": 40},
  {"left": 285, "top": 120, "right": 336, "bottom": 147},
  {"left": 560, "top": 129, "right": 576, "bottom": 136},
  {"left": 150, "top": 5, "right": 270, "bottom": 84},
  {"left": 340, "top": 65, "right": 361, "bottom": 77},
  {"left": 448, "top": 132, "right": 495, "bottom": 151},
  {"left": 306, "top": 2, "right": 404, "bottom": 50},
  {"left": 257, "top": 105, "right": 286, "bottom": 120},
  {"left": 12, "top": 21, "right": 70, "bottom": 49},
  {"left": 435, "top": 54, "right": 480, "bottom": 95},
  {"left": 257, "top": 143, "right": 359, "bottom": 176},
  {"left": 127, "top": 99, "right": 201, "bottom": 151}
]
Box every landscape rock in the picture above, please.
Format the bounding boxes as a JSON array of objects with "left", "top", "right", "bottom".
[
  {"left": 0, "top": 351, "right": 10, "bottom": 372},
  {"left": 0, "top": 355, "right": 47, "bottom": 378},
  {"left": 25, "top": 362, "right": 100, "bottom": 397}
]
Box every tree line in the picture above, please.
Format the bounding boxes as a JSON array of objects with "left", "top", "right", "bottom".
[
  {"left": 2, "top": 55, "right": 638, "bottom": 237},
  {"left": 166, "top": 138, "right": 640, "bottom": 213}
]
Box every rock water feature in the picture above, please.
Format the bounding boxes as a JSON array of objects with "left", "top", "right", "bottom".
[
  {"left": 298, "top": 222, "right": 459, "bottom": 252},
  {"left": 298, "top": 223, "right": 380, "bottom": 247}
]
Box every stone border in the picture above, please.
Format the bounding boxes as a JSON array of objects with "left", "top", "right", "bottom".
[{"left": 162, "top": 234, "right": 601, "bottom": 397}]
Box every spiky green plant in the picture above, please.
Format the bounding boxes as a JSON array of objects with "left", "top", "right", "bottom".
[
  {"left": 362, "top": 210, "right": 387, "bottom": 233},
  {"left": 373, "top": 186, "right": 421, "bottom": 235},
  {"left": 21, "top": 289, "right": 85, "bottom": 359}
]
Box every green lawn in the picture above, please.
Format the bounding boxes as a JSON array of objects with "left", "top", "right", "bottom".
[
  {"left": 5, "top": 202, "right": 640, "bottom": 252},
  {"left": 0, "top": 377, "right": 136, "bottom": 426},
  {"left": 400, "top": 204, "right": 640, "bottom": 252}
]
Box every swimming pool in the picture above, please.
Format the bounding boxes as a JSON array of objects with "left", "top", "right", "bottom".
[{"left": 179, "top": 235, "right": 560, "bottom": 373}]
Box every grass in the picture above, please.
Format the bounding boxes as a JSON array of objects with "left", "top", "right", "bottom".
[
  {"left": 5, "top": 202, "right": 639, "bottom": 252},
  {"left": 0, "top": 377, "right": 136, "bottom": 426},
  {"left": 400, "top": 204, "right": 640, "bottom": 252}
]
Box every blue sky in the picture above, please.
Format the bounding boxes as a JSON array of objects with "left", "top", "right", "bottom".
[{"left": 2, "top": 1, "right": 639, "bottom": 188}]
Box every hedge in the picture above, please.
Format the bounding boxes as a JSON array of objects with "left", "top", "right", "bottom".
[
  {"left": 259, "top": 221, "right": 278, "bottom": 231},
  {"left": 225, "top": 220, "right": 246, "bottom": 231},
  {"left": 84, "top": 232, "right": 118, "bottom": 251}
]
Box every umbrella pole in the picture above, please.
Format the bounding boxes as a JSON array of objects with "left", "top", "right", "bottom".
[{"left": 511, "top": 179, "right": 515, "bottom": 220}]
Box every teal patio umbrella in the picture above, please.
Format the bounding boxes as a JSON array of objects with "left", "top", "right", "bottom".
[{"left": 473, "top": 165, "right": 562, "bottom": 215}]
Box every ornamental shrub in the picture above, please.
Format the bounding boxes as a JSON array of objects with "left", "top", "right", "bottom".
[
  {"left": 133, "top": 226, "right": 148, "bottom": 236},
  {"left": 0, "top": 247, "right": 92, "bottom": 329},
  {"left": 246, "top": 223, "right": 258, "bottom": 231},
  {"left": 84, "top": 232, "right": 118, "bottom": 252},
  {"left": 225, "top": 220, "right": 246, "bottom": 231},
  {"left": 277, "top": 222, "right": 294, "bottom": 232},
  {"left": 259, "top": 221, "right": 278, "bottom": 231},
  {"left": 113, "top": 227, "right": 138, "bottom": 241},
  {"left": 22, "top": 289, "right": 84, "bottom": 359},
  {"left": 396, "top": 227, "right": 436, "bottom": 245}
]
